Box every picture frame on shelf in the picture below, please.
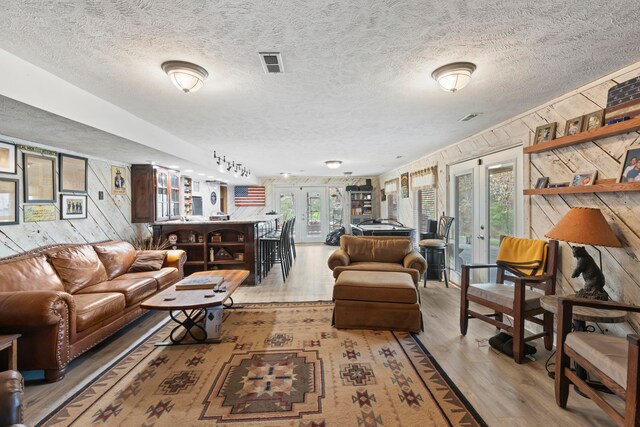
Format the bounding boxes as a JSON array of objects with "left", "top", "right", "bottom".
[
  {"left": 61, "top": 194, "right": 88, "bottom": 220},
  {"left": 59, "top": 153, "right": 88, "bottom": 193},
  {"left": 564, "top": 116, "right": 584, "bottom": 136},
  {"left": 535, "top": 177, "right": 549, "bottom": 189},
  {"left": 570, "top": 170, "right": 597, "bottom": 187},
  {"left": 534, "top": 123, "right": 557, "bottom": 144},
  {"left": 0, "top": 178, "right": 18, "bottom": 225},
  {"left": 583, "top": 110, "right": 605, "bottom": 131},
  {"left": 617, "top": 146, "right": 640, "bottom": 183},
  {"left": 23, "top": 153, "right": 55, "bottom": 203},
  {"left": 0, "top": 141, "right": 17, "bottom": 174}
]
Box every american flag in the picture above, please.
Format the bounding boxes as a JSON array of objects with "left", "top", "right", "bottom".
[{"left": 234, "top": 186, "right": 266, "bottom": 206}]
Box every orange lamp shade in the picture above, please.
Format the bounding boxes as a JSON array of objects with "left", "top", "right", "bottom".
[{"left": 545, "top": 207, "right": 622, "bottom": 248}]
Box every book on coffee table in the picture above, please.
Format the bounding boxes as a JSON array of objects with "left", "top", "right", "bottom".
[{"left": 175, "top": 276, "right": 225, "bottom": 290}]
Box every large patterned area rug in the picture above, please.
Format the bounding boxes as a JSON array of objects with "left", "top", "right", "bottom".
[{"left": 40, "top": 302, "right": 486, "bottom": 426}]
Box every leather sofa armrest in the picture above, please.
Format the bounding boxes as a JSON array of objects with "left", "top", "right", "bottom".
[
  {"left": 328, "top": 249, "right": 350, "bottom": 270},
  {"left": 0, "top": 370, "right": 24, "bottom": 426},
  {"left": 163, "top": 250, "right": 187, "bottom": 279},
  {"left": 0, "top": 291, "right": 75, "bottom": 328},
  {"left": 404, "top": 250, "right": 427, "bottom": 275}
]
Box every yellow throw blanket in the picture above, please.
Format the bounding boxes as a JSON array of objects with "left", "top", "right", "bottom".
[{"left": 496, "top": 236, "right": 548, "bottom": 276}]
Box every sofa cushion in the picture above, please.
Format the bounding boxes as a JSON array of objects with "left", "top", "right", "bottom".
[
  {"left": 93, "top": 241, "right": 137, "bottom": 280},
  {"left": 47, "top": 245, "right": 108, "bottom": 294},
  {"left": 333, "top": 262, "right": 421, "bottom": 284},
  {"left": 117, "top": 267, "right": 180, "bottom": 291},
  {"left": 73, "top": 292, "right": 125, "bottom": 332},
  {"left": 334, "top": 271, "right": 417, "bottom": 304},
  {"left": 0, "top": 254, "right": 64, "bottom": 292},
  {"left": 340, "top": 235, "right": 412, "bottom": 263},
  {"left": 76, "top": 277, "right": 157, "bottom": 307},
  {"left": 128, "top": 251, "right": 167, "bottom": 272}
]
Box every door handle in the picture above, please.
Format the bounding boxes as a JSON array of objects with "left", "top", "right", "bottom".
[{"left": 477, "top": 235, "right": 485, "bottom": 240}]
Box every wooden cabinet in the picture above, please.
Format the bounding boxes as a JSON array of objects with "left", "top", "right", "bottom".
[{"left": 131, "top": 165, "right": 181, "bottom": 223}]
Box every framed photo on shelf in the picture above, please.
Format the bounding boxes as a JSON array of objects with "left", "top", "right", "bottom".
[
  {"left": 59, "top": 153, "right": 88, "bottom": 193},
  {"left": 23, "top": 153, "right": 55, "bottom": 203},
  {"left": 564, "top": 116, "right": 584, "bottom": 136},
  {"left": 535, "top": 177, "right": 549, "bottom": 189},
  {"left": 583, "top": 110, "right": 605, "bottom": 131},
  {"left": 570, "top": 170, "right": 597, "bottom": 187},
  {"left": 60, "top": 194, "right": 88, "bottom": 220},
  {"left": 0, "top": 142, "right": 17, "bottom": 174},
  {"left": 534, "top": 123, "right": 557, "bottom": 144},
  {"left": 0, "top": 178, "right": 18, "bottom": 225},
  {"left": 617, "top": 146, "right": 640, "bottom": 183}
]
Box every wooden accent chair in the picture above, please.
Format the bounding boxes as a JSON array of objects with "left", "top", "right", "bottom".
[
  {"left": 555, "top": 297, "right": 640, "bottom": 427},
  {"left": 459, "top": 237, "right": 559, "bottom": 363}
]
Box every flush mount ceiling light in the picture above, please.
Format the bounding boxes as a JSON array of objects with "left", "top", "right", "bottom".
[
  {"left": 325, "top": 160, "right": 343, "bottom": 169},
  {"left": 431, "top": 62, "right": 476, "bottom": 92},
  {"left": 161, "top": 61, "right": 209, "bottom": 93}
]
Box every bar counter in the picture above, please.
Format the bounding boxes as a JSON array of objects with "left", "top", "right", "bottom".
[{"left": 152, "top": 216, "right": 279, "bottom": 285}]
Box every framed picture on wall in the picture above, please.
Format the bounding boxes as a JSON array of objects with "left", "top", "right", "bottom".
[
  {"left": 400, "top": 172, "right": 409, "bottom": 198},
  {"left": 23, "top": 153, "right": 55, "bottom": 203},
  {"left": 0, "top": 142, "right": 17, "bottom": 174},
  {"left": 617, "top": 146, "right": 640, "bottom": 183},
  {"left": 59, "top": 153, "right": 88, "bottom": 193},
  {"left": 533, "top": 123, "right": 557, "bottom": 144},
  {"left": 61, "top": 194, "right": 88, "bottom": 220},
  {"left": 0, "top": 178, "right": 18, "bottom": 225},
  {"left": 111, "top": 165, "right": 126, "bottom": 195}
]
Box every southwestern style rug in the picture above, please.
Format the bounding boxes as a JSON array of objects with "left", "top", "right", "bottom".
[{"left": 40, "top": 302, "right": 486, "bottom": 426}]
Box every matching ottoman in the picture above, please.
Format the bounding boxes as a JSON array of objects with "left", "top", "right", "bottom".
[{"left": 332, "top": 271, "right": 423, "bottom": 333}]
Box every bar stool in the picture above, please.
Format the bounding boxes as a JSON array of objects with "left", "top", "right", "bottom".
[{"left": 419, "top": 215, "right": 454, "bottom": 288}]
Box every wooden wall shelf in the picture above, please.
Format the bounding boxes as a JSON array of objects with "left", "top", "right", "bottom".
[
  {"left": 523, "top": 117, "right": 640, "bottom": 154},
  {"left": 524, "top": 178, "right": 640, "bottom": 195}
]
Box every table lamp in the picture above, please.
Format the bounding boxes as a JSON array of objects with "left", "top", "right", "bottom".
[{"left": 545, "top": 207, "right": 622, "bottom": 300}]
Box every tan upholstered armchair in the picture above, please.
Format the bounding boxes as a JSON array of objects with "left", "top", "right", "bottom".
[
  {"left": 327, "top": 235, "right": 427, "bottom": 285},
  {"left": 555, "top": 297, "right": 639, "bottom": 426}
]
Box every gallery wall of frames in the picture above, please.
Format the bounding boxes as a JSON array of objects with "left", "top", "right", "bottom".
[{"left": 0, "top": 134, "right": 147, "bottom": 257}]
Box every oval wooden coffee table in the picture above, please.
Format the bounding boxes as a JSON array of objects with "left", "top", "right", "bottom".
[{"left": 141, "top": 270, "right": 249, "bottom": 345}]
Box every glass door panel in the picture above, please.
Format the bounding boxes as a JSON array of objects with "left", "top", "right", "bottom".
[
  {"left": 275, "top": 186, "right": 328, "bottom": 243},
  {"left": 156, "top": 171, "right": 168, "bottom": 220},
  {"left": 278, "top": 190, "right": 296, "bottom": 220},
  {"left": 303, "top": 188, "right": 326, "bottom": 242},
  {"left": 329, "top": 187, "right": 343, "bottom": 231},
  {"left": 487, "top": 164, "right": 515, "bottom": 266},
  {"left": 454, "top": 172, "right": 474, "bottom": 273},
  {"left": 170, "top": 174, "right": 180, "bottom": 217}
]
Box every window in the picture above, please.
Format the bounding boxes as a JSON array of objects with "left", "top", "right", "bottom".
[
  {"left": 417, "top": 188, "right": 437, "bottom": 233},
  {"left": 387, "top": 192, "right": 398, "bottom": 220}
]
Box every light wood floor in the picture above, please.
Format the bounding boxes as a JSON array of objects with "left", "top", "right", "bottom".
[{"left": 24, "top": 243, "right": 618, "bottom": 426}]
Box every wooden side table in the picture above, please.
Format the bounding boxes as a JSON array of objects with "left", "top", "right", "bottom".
[
  {"left": 0, "top": 334, "right": 20, "bottom": 370},
  {"left": 541, "top": 295, "right": 627, "bottom": 396}
]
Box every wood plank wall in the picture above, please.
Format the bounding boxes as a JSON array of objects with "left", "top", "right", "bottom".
[
  {"left": 230, "top": 176, "right": 379, "bottom": 220},
  {"left": 0, "top": 134, "right": 147, "bottom": 257},
  {"left": 379, "top": 62, "right": 640, "bottom": 334}
]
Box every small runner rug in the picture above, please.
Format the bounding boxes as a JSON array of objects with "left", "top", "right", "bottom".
[{"left": 39, "top": 302, "right": 486, "bottom": 426}]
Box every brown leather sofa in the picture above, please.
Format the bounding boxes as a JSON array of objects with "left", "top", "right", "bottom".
[
  {"left": 0, "top": 370, "right": 24, "bottom": 427},
  {"left": 0, "top": 240, "right": 186, "bottom": 382},
  {"left": 327, "top": 235, "right": 427, "bottom": 284}
]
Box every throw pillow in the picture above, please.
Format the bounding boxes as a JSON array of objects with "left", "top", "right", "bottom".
[{"left": 128, "top": 251, "right": 167, "bottom": 272}]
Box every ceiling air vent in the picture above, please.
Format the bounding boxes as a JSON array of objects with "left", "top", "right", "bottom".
[
  {"left": 259, "top": 52, "right": 284, "bottom": 73},
  {"left": 459, "top": 113, "right": 481, "bottom": 122}
]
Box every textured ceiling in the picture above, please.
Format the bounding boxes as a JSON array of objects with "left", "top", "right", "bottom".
[{"left": 0, "top": 1, "right": 640, "bottom": 177}]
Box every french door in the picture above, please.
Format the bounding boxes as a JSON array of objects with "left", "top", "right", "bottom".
[
  {"left": 275, "top": 186, "right": 333, "bottom": 243},
  {"left": 448, "top": 147, "right": 524, "bottom": 283}
]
